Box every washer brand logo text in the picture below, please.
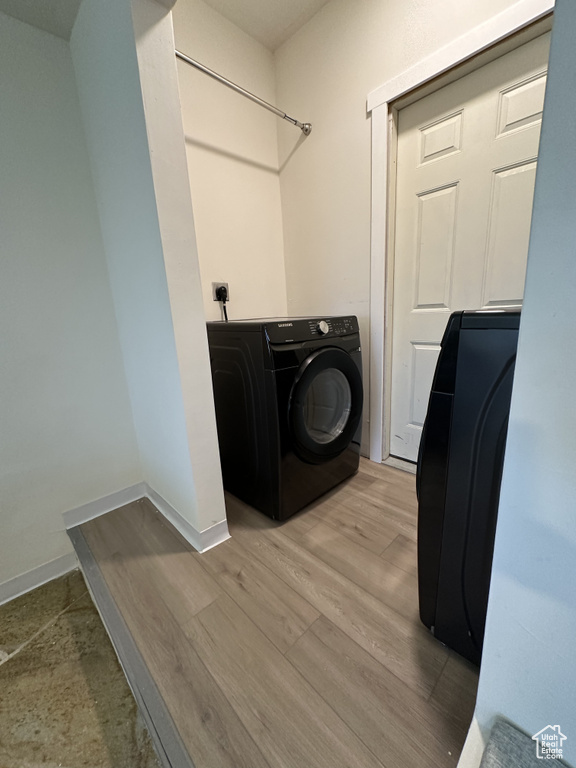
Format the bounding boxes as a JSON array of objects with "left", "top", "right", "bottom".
[{"left": 278, "top": 323, "right": 293, "bottom": 327}]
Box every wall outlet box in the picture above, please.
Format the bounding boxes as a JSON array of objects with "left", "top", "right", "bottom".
[{"left": 212, "top": 282, "right": 229, "bottom": 301}]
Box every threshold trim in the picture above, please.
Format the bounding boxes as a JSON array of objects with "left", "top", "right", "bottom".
[
  {"left": 68, "top": 526, "right": 194, "bottom": 768},
  {"left": 383, "top": 455, "right": 417, "bottom": 475}
]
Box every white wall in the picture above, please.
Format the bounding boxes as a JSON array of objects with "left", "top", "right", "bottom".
[
  {"left": 132, "top": 0, "right": 229, "bottom": 537},
  {"left": 0, "top": 13, "right": 140, "bottom": 587},
  {"left": 173, "top": 0, "right": 288, "bottom": 321},
  {"left": 71, "top": 0, "right": 227, "bottom": 536},
  {"left": 460, "top": 0, "right": 576, "bottom": 763},
  {"left": 274, "top": 0, "right": 528, "bottom": 451}
]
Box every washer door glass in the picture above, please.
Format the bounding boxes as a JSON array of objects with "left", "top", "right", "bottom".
[
  {"left": 289, "top": 347, "right": 363, "bottom": 464},
  {"left": 303, "top": 368, "right": 351, "bottom": 444}
]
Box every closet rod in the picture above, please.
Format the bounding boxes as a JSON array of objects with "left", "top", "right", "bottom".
[{"left": 175, "top": 49, "right": 312, "bottom": 136}]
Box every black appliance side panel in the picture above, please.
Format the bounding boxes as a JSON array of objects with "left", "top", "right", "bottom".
[
  {"left": 434, "top": 326, "right": 518, "bottom": 664},
  {"left": 417, "top": 392, "right": 453, "bottom": 630},
  {"left": 416, "top": 312, "right": 462, "bottom": 630},
  {"left": 462, "top": 369, "right": 513, "bottom": 648},
  {"left": 207, "top": 329, "right": 280, "bottom": 516}
]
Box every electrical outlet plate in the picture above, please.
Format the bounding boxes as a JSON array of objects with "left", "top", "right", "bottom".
[{"left": 212, "top": 282, "right": 229, "bottom": 301}]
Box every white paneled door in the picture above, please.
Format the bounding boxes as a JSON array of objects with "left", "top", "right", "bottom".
[{"left": 390, "top": 33, "right": 550, "bottom": 462}]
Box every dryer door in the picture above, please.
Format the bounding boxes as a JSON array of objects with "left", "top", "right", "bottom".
[{"left": 288, "top": 347, "right": 363, "bottom": 464}]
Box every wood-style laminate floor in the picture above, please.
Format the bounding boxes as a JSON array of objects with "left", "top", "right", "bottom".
[{"left": 79, "top": 458, "right": 479, "bottom": 768}]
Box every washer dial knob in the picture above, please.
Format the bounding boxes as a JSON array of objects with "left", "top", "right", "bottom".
[{"left": 317, "top": 320, "right": 329, "bottom": 335}]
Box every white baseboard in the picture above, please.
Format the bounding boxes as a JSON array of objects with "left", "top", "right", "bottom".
[
  {"left": 1, "top": 484, "right": 230, "bottom": 607},
  {"left": 0, "top": 552, "right": 79, "bottom": 607},
  {"left": 457, "top": 717, "right": 486, "bottom": 768},
  {"left": 197, "top": 519, "right": 231, "bottom": 552},
  {"left": 146, "top": 486, "right": 230, "bottom": 553},
  {"left": 63, "top": 483, "right": 230, "bottom": 554},
  {"left": 63, "top": 483, "right": 148, "bottom": 529}
]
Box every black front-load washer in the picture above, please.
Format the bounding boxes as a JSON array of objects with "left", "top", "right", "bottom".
[{"left": 206, "top": 316, "right": 363, "bottom": 520}]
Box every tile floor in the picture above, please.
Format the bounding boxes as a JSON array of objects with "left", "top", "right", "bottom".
[{"left": 0, "top": 569, "right": 160, "bottom": 768}]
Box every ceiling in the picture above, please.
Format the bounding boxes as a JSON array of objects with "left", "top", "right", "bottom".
[
  {"left": 0, "top": 0, "right": 81, "bottom": 40},
  {"left": 201, "top": 0, "right": 331, "bottom": 50},
  {"left": 0, "top": 0, "right": 327, "bottom": 48}
]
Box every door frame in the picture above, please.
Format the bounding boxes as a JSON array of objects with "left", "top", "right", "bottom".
[{"left": 367, "top": 0, "right": 554, "bottom": 464}]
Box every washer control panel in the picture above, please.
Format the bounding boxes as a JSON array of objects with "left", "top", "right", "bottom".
[
  {"left": 266, "top": 316, "right": 359, "bottom": 344},
  {"left": 307, "top": 317, "right": 357, "bottom": 337}
]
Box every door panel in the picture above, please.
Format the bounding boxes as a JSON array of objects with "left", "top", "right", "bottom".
[
  {"left": 390, "top": 33, "right": 550, "bottom": 462},
  {"left": 497, "top": 73, "right": 547, "bottom": 136},
  {"left": 410, "top": 343, "right": 442, "bottom": 428},
  {"left": 415, "top": 184, "right": 458, "bottom": 309},
  {"left": 482, "top": 161, "right": 537, "bottom": 307},
  {"left": 420, "top": 111, "right": 463, "bottom": 163}
]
